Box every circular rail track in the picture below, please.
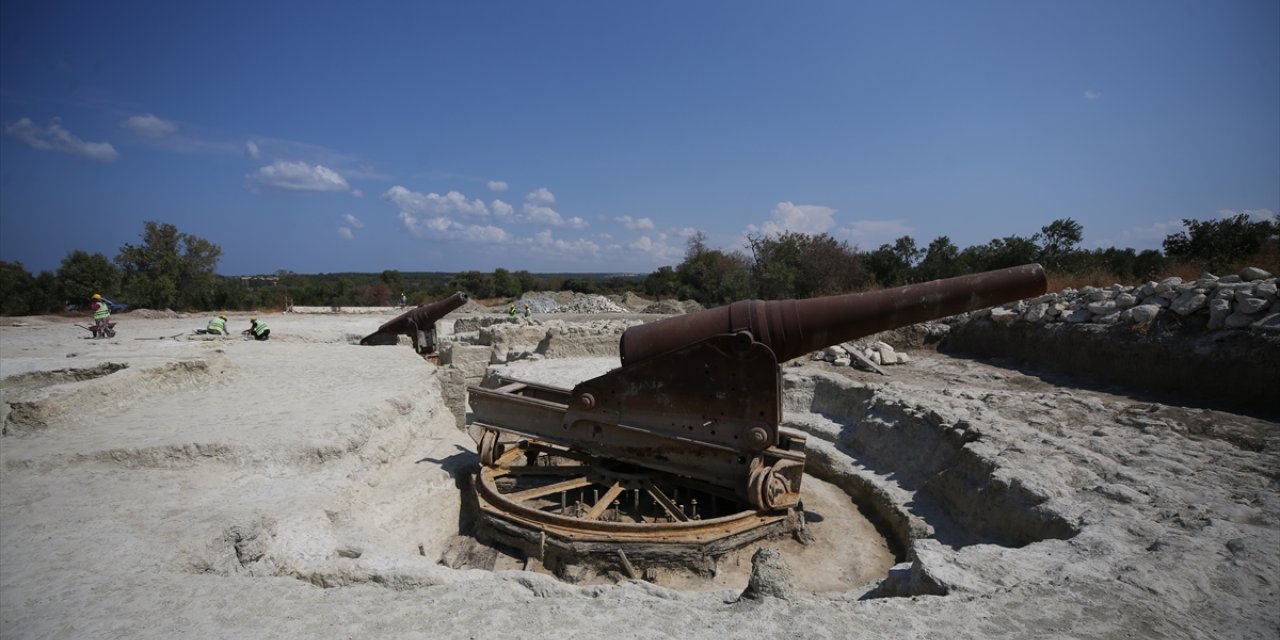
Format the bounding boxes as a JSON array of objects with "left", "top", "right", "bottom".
[{"left": 471, "top": 436, "right": 801, "bottom": 572}]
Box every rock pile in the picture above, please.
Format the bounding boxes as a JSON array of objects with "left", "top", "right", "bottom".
[
  {"left": 979, "top": 267, "right": 1278, "bottom": 332},
  {"left": 549, "top": 294, "right": 627, "bottom": 314},
  {"left": 812, "top": 341, "right": 911, "bottom": 368},
  {"left": 513, "top": 293, "right": 627, "bottom": 314}
]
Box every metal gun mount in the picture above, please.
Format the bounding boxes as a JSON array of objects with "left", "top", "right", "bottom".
[
  {"left": 465, "top": 265, "right": 1047, "bottom": 564},
  {"left": 360, "top": 291, "right": 469, "bottom": 354}
]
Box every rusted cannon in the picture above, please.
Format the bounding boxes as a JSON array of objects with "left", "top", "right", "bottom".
[
  {"left": 360, "top": 291, "right": 469, "bottom": 354},
  {"left": 469, "top": 265, "right": 1045, "bottom": 506}
]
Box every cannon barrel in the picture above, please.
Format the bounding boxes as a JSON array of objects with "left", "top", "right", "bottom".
[
  {"left": 359, "top": 291, "right": 470, "bottom": 346},
  {"left": 619, "top": 264, "right": 1046, "bottom": 366}
]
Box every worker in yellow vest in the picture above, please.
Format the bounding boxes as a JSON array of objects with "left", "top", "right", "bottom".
[
  {"left": 243, "top": 317, "right": 270, "bottom": 341},
  {"left": 206, "top": 315, "right": 229, "bottom": 335},
  {"left": 90, "top": 293, "right": 111, "bottom": 338}
]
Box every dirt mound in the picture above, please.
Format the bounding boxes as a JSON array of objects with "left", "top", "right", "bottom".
[
  {"left": 129, "top": 308, "right": 182, "bottom": 319},
  {"left": 611, "top": 292, "right": 653, "bottom": 310}
]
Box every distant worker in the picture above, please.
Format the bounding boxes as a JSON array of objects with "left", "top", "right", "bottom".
[
  {"left": 206, "top": 314, "right": 229, "bottom": 335},
  {"left": 90, "top": 293, "right": 111, "bottom": 338},
  {"left": 508, "top": 304, "right": 517, "bottom": 317},
  {"left": 400, "top": 292, "right": 407, "bottom": 308},
  {"left": 523, "top": 303, "right": 531, "bottom": 318},
  {"left": 243, "top": 316, "right": 270, "bottom": 341}
]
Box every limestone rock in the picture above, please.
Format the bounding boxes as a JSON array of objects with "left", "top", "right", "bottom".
[
  {"left": 740, "top": 548, "right": 797, "bottom": 601},
  {"left": 1086, "top": 301, "right": 1116, "bottom": 315},
  {"left": 1127, "top": 304, "right": 1161, "bottom": 323},
  {"left": 1253, "top": 313, "right": 1280, "bottom": 332},
  {"left": 1115, "top": 293, "right": 1137, "bottom": 309},
  {"left": 1224, "top": 312, "right": 1256, "bottom": 329},
  {"left": 1093, "top": 311, "right": 1122, "bottom": 325},
  {"left": 1024, "top": 303, "right": 1047, "bottom": 323},
  {"left": 1207, "top": 298, "right": 1231, "bottom": 329},
  {"left": 1141, "top": 295, "right": 1171, "bottom": 309},
  {"left": 1066, "top": 309, "right": 1093, "bottom": 323},
  {"left": 1255, "top": 282, "right": 1277, "bottom": 299},
  {"left": 1236, "top": 297, "right": 1269, "bottom": 315},
  {"left": 1155, "top": 277, "right": 1183, "bottom": 293},
  {"left": 1171, "top": 291, "right": 1207, "bottom": 316},
  {"left": 1239, "top": 267, "right": 1272, "bottom": 281},
  {"left": 990, "top": 308, "right": 1018, "bottom": 325}
]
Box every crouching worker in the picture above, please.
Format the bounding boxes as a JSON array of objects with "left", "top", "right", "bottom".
[
  {"left": 243, "top": 316, "right": 270, "bottom": 341},
  {"left": 206, "top": 314, "right": 229, "bottom": 335}
]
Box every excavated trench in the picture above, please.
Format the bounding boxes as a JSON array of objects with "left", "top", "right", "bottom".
[{"left": 438, "top": 362, "right": 1079, "bottom": 596}]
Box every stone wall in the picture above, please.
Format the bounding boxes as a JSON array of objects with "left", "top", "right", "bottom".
[{"left": 942, "top": 267, "right": 1280, "bottom": 418}]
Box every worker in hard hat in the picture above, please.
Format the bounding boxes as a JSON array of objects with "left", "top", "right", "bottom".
[
  {"left": 242, "top": 316, "right": 270, "bottom": 341},
  {"left": 508, "top": 304, "right": 517, "bottom": 317},
  {"left": 399, "top": 292, "right": 407, "bottom": 308},
  {"left": 206, "top": 314, "right": 229, "bottom": 335},
  {"left": 523, "top": 302, "right": 531, "bottom": 319},
  {"left": 89, "top": 293, "right": 111, "bottom": 338}
]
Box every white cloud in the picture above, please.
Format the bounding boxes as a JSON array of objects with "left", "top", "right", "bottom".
[
  {"left": 5, "top": 117, "right": 118, "bottom": 162},
  {"left": 520, "top": 187, "right": 586, "bottom": 228},
  {"left": 745, "top": 202, "right": 837, "bottom": 237},
  {"left": 337, "top": 227, "right": 354, "bottom": 240},
  {"left": 1084, "top": 89, "right": 1103, "bottom": 100},
  {"left": 526, "top": 187, "right": 555, "bottom": 206},
  {"left": 398, "top": 210, "right": 510, "bottom": 243},
  {"left": 487, "top": 180, "right": 509, "bottom": 192},
  {"left": 529, "top": 229, "right": 600, "bottom": 258},
  {"left": 343, "top": 213, "right": 364, "bottom": 228},
  {"left": 622, "top": 233, "right": 685, "bottom": 264},
  {"left": 615, "top": 215, "right": 655, "bottom": 230},
  {"left": 492, "top": 199, "right": 515, "bottom": 221},
  {"left": 839, "top": 219, "right": 915, "bottom": 247},
  {"left": 382, "top": 185, "right": 489, "bottom": 217},
  {"left": 120, "top": 114, "right": 176, "bottom": 137},
  {"left": 250, "top": 160, "right": 350, "bottom": 192},
  {"left": 351, "top": 189, "right": 363, "bottom": 198},
  {"left": 245, "top": 140, "right": 260, "bottom": 159}
]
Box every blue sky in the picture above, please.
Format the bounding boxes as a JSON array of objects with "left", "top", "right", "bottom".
[{"left": 2, "top": 1, "right": 1277, "bottom": 275}]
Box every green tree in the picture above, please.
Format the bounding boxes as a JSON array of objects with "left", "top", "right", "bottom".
[
  {"left": 492, "top": 268, "right": 520, "bottom": 297},
  {"left": 0, "top": 261, "right": 38, "bottom": 315},
  {"left": 57, "top": 250, "right": 122, "bottom": 304},
  {"left": 675, "top": 232, "right": 752, "bottom": 305},
  {"left": 1163, "top": 214, "right": 1279, "bottom": 272},
  {"left": 914, "top": 236, "right": 963, "bottom": 281},
  {"left": 379, "top": 269, "right": 404, "bottom": 292},
  {"left": 448, "top": 270, "right": 494, "bottom": 298},
  {"left": 959, "top": 235, "right": 1039, "bottom": 272},
  {"left": 115, "top": 221, "right": 222, "bottom": 310},
  {"left": 1034, "top": 218, "right": 1084, "bottom": 270},
  {"left": 748, "top": 231, "right": 865, "bottom": 299},
  {"left": 514, "top": 270, "right": 540, "bottom": 293},
  {"left": 865, "top": 236, "right": 922, "bottom": 287},
  {"left": 643, "top": 266, "right": 679, "bottom": 298}
]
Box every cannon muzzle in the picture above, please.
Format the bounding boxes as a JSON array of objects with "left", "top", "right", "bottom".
[
  {"left": 360, "top": 291, "right": 470, "bottom": 349},
  {"left": 619, "top": 264, "right": 1046, "bottom": 366}
]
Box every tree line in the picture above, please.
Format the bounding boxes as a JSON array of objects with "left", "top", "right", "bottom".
[
  {"left": 1, "top": 214, "right": 1276, "bottom": 315},
  {"left": 641, "top": 214, "right": 1278, "bottom": 306}
]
